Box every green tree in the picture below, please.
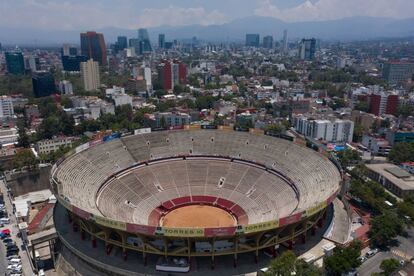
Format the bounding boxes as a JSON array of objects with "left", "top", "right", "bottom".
[
  {"left": 369, "top": 212, "right": 404, "bottom": 248},
  {"left": 324, "top": 241, "right": 361, "bottom": 276},
  {"left": 336, "top": 149, "right": 361, "bottom": 168},
  {"left": 266, "top": 250, "right": 296, "bottom": 276},
  {"left": 266, "top": 251, "right": 322, "bottom": 276},
  {"left": 265, "top": 124, "right": 285, "bottom": 134},
  {"left": 388, "top": 142, "right": 414, "bottom": 164},
  {"left": 12, "top": 149, "right": 38, "bottom": 170},
  {"left": 379, "top": 258, "right": 400, "bottom": 275}
]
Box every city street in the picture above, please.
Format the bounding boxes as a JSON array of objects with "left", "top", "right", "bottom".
[
  {"left": 358, "top": 228, "right": 414, "bottom": 275},
  {"left": 0, "top": 179, "right": 34, "bottom": 276}
]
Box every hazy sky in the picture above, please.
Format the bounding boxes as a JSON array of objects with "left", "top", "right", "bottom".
[{"left": 2, "top": 0, "right": 414, "bottom": 30}]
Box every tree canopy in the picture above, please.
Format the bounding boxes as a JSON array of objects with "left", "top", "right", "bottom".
[
  {"left": 266, "top": 251, "right": 322, "bottom": 276},
  {"left": 324, "top": 241, "right": 362, "bottom": 276},
  {"left": 388, "top": 142, "right": 414, "bottom": 164}
]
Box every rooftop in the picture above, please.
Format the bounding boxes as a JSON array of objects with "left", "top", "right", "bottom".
[{"left": 366, "top": 163, "right": 414, "bottom": 191}]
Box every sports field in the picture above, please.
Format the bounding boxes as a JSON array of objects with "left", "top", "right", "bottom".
[{"left": 160, "top": 205, "right": 237, "bottom": 228}]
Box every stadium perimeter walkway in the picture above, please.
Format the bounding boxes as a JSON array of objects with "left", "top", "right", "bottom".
[{"left": 54, "top": 203, "right": 333, "bottom": 276}]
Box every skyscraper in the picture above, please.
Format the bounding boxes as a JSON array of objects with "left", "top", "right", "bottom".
[
  {"left": 158, "top": 60, "right": 187, "bottom": 91},
  {"left": 5, "top": 51, "right": 25, "bottom": 75},
  {"left": 263, "top": 35, "right": 274, "bottom": 49},
  {"left": 117, "top": 36, "right": 128, "bottom": 51},
  {"left": 246, "top": 34, "right": 260, "bottom": 47},
  {"left": 80, "top": 31, "right": 107, "bottom": 65},
  {"left": 137, "top": 28, "right": 152, "bottom": 53},
  {"left": 32, "top": 72, "right": 56, "bottom": 98},
  {"left": 62, "top": 44, "right": 78, "bottom": 56},
  {"left": 80, "top": 59, "right": 100, "bottom": 91},
  {"left": 158, "top": 34, "right": 166, "bottom": 49},
  {"left": 299, "top": 38, "right": 316, "bottom": 60},
  {"left": 282, "top": 30, "right": 288, "bottom": 54}
]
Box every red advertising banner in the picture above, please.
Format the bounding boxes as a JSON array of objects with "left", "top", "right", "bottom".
[
  {"left": 72, "top": 206, "right": 91, "bottom": 220},
  {"left": 126, "top": 224, "right": 157, "bottom": 236},
  {"left": 89, "top": 139, "right": 103, "bottom": 148},
  {"left": 204, "top": 227, "right": 236, "bottom": 237},
  {"left": 326, "top": 192, "right": 338, "bottom": 205},
  {"left": 279, "top": 212, "right": 302, "bottom": 227}
]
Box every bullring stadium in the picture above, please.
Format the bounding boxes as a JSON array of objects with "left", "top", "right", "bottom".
[{"left": 51, "top": 126, "right": 342, "bottom": 274}]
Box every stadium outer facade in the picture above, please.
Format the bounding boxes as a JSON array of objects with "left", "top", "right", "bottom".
[{"left": 51, "top": 125, "right": 342, "bottom": 267}]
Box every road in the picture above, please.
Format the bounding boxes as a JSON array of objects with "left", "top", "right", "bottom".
[
  {"left": 0, "top": 179, "right": 34, "bottom": 276},
  {"left": 358, "top": 228, "right": 414, "bottom": 276}
]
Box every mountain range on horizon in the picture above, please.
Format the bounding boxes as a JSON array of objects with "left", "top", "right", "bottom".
[{"left": 1, "top": 16, "right": 414, "bottom": 46}]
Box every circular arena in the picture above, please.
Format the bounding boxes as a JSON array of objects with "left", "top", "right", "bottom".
[{"left": 51, "top": 127, "right": 342, "bottom": 272}]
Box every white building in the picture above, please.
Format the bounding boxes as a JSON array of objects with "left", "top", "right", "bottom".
[
  {"left": 293, "top": 116, "right": 354, "bottom": 143},
  {"left": 106, "top": 86, "right": 132, "bottom": 107},
  {"left": 35, "top": 137, "right": 76, "bottom": 154},
  {"left": 0, "top": 128, "right": 19, "bottom": 145},
  {"left": 58, "top": 80, "right": 73, "bottom": 95},
  {"left": 80, "top": 59, "right": 100, "bottom": 91},
  {"left": 0, "top": 96, "right": 14, "bottom": 118}
]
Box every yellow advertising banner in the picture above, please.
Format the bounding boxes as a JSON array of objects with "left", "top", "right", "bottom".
[
  {"left": 94, "top": 216, "right": 127, "bottom": 231},
  {"left": 243, "top": 220, "right": 279, "bottom": 234},
  {"left": 162, "top": 227, "right": 204, "bottom": 237},
  {"left": 249, "top": 128, "right": 264, "bottom": 136},
  {"left": 189, "top": 125, "right": 201, "bottom": 130},
  {"left": 305, "top": 201, "right": 327, "bottom": 217},
  {"left": 218, "top": 125, "right": 233, "bottom": 131}
]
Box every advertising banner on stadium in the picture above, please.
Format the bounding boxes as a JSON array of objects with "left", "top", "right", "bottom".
[
  {"left": 134, "top": 128, "right": 151, "bottom": 135},
  {"left": 189, "top": 125, "right": 201, "bottom": 130},
  {"left": 75, "top": 143, "right": 90, "bottom": 154},
  {"left": 103, "top": 133, "right": 121, "bottom": 142},
  {"left": 89, "top": 139, "right": 103, "bottom": 148},
  {"left": 204, "top": 227, "right": 237, "bottom": 237},
  {"left": 279, "top": 213, "right": 303, "bottom": 226},
  {"left": 218, "top": 125, "right": 233, "bottom": 131},
  {"left": 126, "top": 224, "right": 157, "bottom": 235},
  {"left": 93, "top": 216, "right": 127, "bottom": 231},
  {"left": 249, "top": 128, "right": 264, "bottom": 136},
  {"left": 242, "top": 220, "right": 279, "bottom": 234},
  {"left": 326, "top": 192, "right": 338, "bottom": 205},
  {"left": 201, "top": 125, "right": 218, "bottom": 130},
  {"left": 304, "top": 201, "right": 327, "bottom": 218},
  {"left": 163, "top": 227, "right": 204, "bottom": 237},
  {"left": 72, "top": 206, "right": 92, "bottom": 220}
]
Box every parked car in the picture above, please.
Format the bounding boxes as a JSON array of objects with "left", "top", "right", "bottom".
[
  {"left": 3, "top": 238, "right": 13, "bottom": 243},
  {"left": 366, "top": 248, "right": 379, "bottom": 258},
  {"left": 6, "top": 250, "right": 19, "bottom": 257}
]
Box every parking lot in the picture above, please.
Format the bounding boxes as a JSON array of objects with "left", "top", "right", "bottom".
[{"left": 0, "top": 179, "right": 37, "bottom": 276}]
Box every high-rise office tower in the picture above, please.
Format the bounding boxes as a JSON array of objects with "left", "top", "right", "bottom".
[
  {"left": 282, "top": 30, "right": 288, "bottom": 54},
  {"left": 158, "top": 60, "right": 187, "bottom": 91},
  {"left": 299, "top": 38, "right": 316, "bottom": 60},
  {"left": 263, "top": 35, "right": 274, "bottom": 49},
  {"left": 5, "top": 50, "right": 25, "bottom": 75},
  {"left": 62, "top": 44, "right": 78, "bottom": 56},
  {"left": 80, "top": 31, "right": 107, "bottom": 65},
  {"left": 382, "top": 61, "right": 414, "bottom": 85},
  {"left": 246, "top": 34, "right": 260, "bottom": 47},
  {"left": 117, "top": 36, "right": 128, "bottom": 51},
  {"left": 26, "top": 56, "right": 40, "bottom": 72},
  {"left": 158, "top": 34, "right": 166, "bottom": 49},
  {"left": 32, "top": 72, "right": 56, "bottom": 98},
  {"left": 137, "top": 28, "right": 152, "bottom": 52},
  {"left": 80, "top": 59, "right": 101, "bottom": 91}
]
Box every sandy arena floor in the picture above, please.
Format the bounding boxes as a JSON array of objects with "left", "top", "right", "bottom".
[{"left": 160, "top": 205, "right": 237, "bottom": 228}]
